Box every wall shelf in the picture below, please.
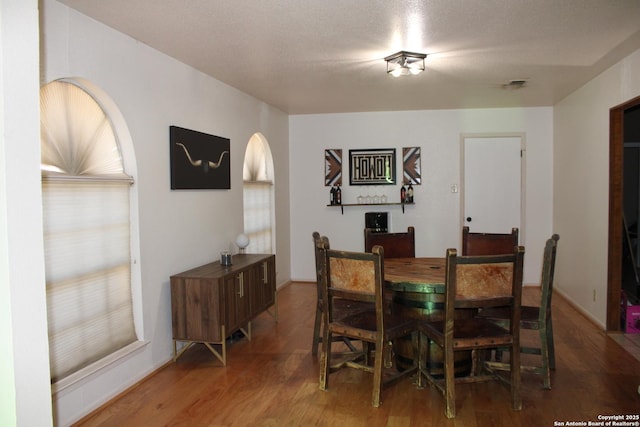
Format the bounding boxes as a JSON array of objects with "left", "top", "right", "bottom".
[{"left": 326, "top": 202, "right": 414, "bottom": 214}]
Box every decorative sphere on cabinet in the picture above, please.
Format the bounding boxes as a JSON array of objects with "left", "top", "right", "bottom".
[{"left": 235, "top": 233, "right": 250, "bottom": 253}]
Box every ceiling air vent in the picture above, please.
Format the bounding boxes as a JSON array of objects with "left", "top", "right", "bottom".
[{"left": 503, "top": 79, "right": 528, "bottom": 89}]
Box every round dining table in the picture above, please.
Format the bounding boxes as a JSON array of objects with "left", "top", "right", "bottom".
[{"left": 384, "top": 257, "right": 445, "bottom": 293}]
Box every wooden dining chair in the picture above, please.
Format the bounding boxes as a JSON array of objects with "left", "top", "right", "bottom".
[
  {"left": 478, "top": 234, "right": 559, "bottom": 389},
  {"left": 311, "top": 232, "right": 369, "bottom": 356},
  {"left": 364, "top": 226, "right": 415, "bottom": 258},
  {"left": 417, "top": 246, "right": 525, "bottom": 418},
  {"left": 318, "top": 243, "right": 418, "bottom": 407},
  {"left": 462, "top": 226, "right": 519, "bottom": 255}
]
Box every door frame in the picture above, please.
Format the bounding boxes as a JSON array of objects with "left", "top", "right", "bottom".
[
  {"left": 607, "top": 95, "right": 640, "bottom": 331},
  {"left": 460, "top": 132, "right": 526, "bottom": 243}
]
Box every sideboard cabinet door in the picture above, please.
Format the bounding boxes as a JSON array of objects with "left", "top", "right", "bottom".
[
  {"left": 224, "top": 270, "right": 252, "bottom": 333},
  {"left": 259, "top": 256, "right": 276, "bottom": 313},
  {"left": 171, "top": 277, "right": 223, "bottom": 342}
]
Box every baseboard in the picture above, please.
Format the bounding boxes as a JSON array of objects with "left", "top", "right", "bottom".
[{"left": 554, "top": 287, "right": 606, "bottom": 330}]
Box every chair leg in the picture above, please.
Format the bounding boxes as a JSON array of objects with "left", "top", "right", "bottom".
[
  {"left": 383, "top": 340, "right": 393, "bottom": 369},
  {"left": 472, "top": 349, "right": 491, "bottom": 376},
  {"left": 471, "top": 349, "right": 478, "bottom": 376},
  {"left": 319, "top": 329, "right": 331, "bottom": 391},
  {"left": 412, "top": 331, "right": 420, "bottom": 373},
  {"left": 363, "top": 342, "right": 372, "bottom": 366},
  {"left": 444, "top": 344, "right": 456, "bottom": 419},
  {"left": 372, "top": 343, "right": 384, "bottom": 407},
  {"left": 416, "top": 332, "right": 426, "bottom": 389},
  {"left": 312, "top": 304, "right": 322, "bottom": 356},
  {"left": 539, "top": 326, "right": 551, "bottom": 389},
  {"left": 510, "top": 341, "right": 522, "bottom": 411},
  {"left": 546, "top": 316, "right": 556, "bottom": 370}
]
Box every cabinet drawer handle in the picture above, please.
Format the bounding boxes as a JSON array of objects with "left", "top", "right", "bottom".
[{"left": 263, "top": 262, "right": 268, "bottom": 284}]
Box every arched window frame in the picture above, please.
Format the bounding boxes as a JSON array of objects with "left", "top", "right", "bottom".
[
  {"left": 242, "top": 133, "right": 275, "bottom": 254},
  {"left": 40, "top": 78, "right": 144, "bottom": 389}
]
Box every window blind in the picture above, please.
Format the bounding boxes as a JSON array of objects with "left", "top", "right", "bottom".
[
  {"left": 243, "top": 181, "right": 273, "bottom": 253},
  {"left": 42, "top": 178, "right": 136, "bottom": 382}
]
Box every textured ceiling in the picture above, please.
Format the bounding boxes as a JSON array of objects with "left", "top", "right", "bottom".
[{"left": 57, "top": 0, "right": 640, "bottom": 114}]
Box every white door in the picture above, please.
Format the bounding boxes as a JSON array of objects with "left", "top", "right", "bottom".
[{"left": 463, "top": 136, "right": 523, "bottom": 234}]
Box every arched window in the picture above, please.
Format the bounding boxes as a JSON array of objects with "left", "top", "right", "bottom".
[
  {"left": 242, "top": 133, "right": 275, "bottom": 253},
  {"left": 40, "top": 79, "right": 138, "bottom": 382}
]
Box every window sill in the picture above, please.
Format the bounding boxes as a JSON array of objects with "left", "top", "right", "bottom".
[{"left": 51, "top": 340, "right": 149, "bottom": 395}]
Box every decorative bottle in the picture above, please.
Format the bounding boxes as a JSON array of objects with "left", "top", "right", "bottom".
[
  {"left": 335, "top": 185, "right": 342, "bottom": 205},
  {"left": 329, "top": 186, "right": 335, "bottom": 205},
  {"left": 407, "top": 183, "right": 414, "bottom": 203},
  {"left": 400, "top": 184, "right": 406, "bottom": 203}
]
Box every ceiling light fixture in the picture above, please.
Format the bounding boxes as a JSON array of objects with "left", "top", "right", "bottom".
[{"left": 384, "top": 51, "right": 427, "bottom": 77}]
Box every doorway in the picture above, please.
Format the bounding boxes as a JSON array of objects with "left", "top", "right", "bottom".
[
  {"left": 623, "top": 141, "right": 640, "bottom": 306},
  {"left": 608, "top": 95, "right": 640, "bottom": 331}
]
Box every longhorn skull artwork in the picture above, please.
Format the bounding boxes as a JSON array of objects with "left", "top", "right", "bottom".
[
  {"left": 170, "top": 126, "right": 230, "bottom": 189},
  {"left": 175, "top": 142, "right": 229, "bottom": 173}
]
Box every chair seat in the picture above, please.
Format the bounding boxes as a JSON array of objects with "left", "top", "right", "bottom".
[
  {"left": 334, "top": 299, "right": 374, "bottom": 320},
  {"left": 332, "top": 310, "right": 417, "bottom": 342},
  {"left": 479, "top": 305, "right": 541, "bottom": 329},
  {"left": 419, "top": 318, "right": 514, "bottom": 350}
]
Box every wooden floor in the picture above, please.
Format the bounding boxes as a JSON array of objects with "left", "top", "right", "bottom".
[{"left": 74, "top": 283, "right": 640, "bottom": 427}]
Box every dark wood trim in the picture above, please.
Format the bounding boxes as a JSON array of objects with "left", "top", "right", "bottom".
[{"left": 608, "top": 95, "right": 640, "bottom": 331}]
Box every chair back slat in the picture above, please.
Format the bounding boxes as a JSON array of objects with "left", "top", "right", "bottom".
[
  {"left": 462, "top": 226, "right": 519, "bottom": 256},
  {"left": 364, "top": 226, "right": 415, "bottom": 258}
]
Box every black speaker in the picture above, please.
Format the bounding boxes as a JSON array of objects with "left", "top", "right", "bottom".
[{"left": 365, "top": 212, "right": 388, "bottom": 233}]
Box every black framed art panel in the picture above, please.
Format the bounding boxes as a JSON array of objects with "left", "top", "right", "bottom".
[
  {"left": 170, "top": 126, "right": 230, "bottom": 190},
  {"left": 349, "top": 148, "right": 396, "bottom": 185}
]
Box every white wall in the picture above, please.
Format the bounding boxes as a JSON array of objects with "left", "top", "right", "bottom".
[
  {"left": 290, "top": 108, "right": 554, "bottom": 285},
  {"left": 1, "top": 1, "right": 54, "bottom": 426},
  {"left": 554, "top": 47, "right": 640, "bottom": 327},
  {"left": 40, "top": 1, "right": 290, "bottom": 425}
]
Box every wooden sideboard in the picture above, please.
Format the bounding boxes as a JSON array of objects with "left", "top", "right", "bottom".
[{"left": 170, "top": 253, "right": 276, "bottom": 365}]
